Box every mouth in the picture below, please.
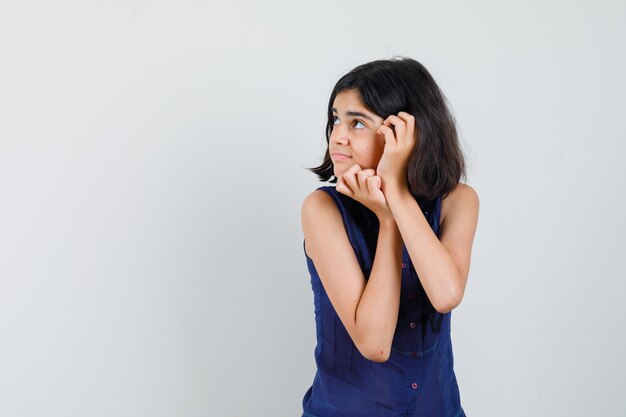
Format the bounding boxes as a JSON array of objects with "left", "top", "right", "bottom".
[{"left": 332, "top": 153, "right": 351, "bottom": 160}]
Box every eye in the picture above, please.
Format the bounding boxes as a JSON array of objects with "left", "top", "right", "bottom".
[{"left": 332, "top": 116, "right": 366, "bottom": 129}]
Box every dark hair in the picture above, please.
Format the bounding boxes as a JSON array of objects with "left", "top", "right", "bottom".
[{"left": 307, "top": 56, "right": 466, "bottom": 203}]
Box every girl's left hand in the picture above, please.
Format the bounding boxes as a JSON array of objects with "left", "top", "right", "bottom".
[{"left": 375, "top": 111, "right": 419, "bottom": 190}]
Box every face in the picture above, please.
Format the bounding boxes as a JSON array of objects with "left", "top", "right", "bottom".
[{"left": 329, "top": 89, "right": 386, "bottom": 177}]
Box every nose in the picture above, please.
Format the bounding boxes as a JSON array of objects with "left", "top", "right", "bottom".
[{"left": 331, "top": 125, "right": 349, "bottom": 145}]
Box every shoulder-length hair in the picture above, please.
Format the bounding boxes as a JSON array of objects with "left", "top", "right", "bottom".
[{"left": 307, "top": 56, "right": 466, "bottom": 203}]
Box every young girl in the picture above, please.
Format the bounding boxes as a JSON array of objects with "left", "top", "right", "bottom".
[{"left": 300, "top": 57, "right": 479, "bottom": 417}]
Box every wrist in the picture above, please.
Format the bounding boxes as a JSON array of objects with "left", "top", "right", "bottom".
[
  {"left": 383, "top": 179, "right": 410, "bottom": 202},
  {"left": 377, "top": 216, "right": 402, "bottom": 244},
  {"left": 377, "top": 213, "right": 397, "bottom": 228}
]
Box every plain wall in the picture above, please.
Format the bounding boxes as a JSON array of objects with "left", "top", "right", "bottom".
[{"left": 0, "top": 1, "right": 624, "bottom": 416}]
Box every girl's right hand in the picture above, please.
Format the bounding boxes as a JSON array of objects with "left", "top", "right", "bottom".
[{"left": 336, "top": 164, "right": 395, "bottom": 223}]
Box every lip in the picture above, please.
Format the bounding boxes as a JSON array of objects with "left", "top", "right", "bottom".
[{"left": 332, "top": 153, "right": 351, "bottom": 160}]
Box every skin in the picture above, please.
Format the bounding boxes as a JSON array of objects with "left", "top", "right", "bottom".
[
  {"left": 329, "top": 89, "right": 391, "bottom": 220},
  {"left": 302, "top": 88, "right": 479, "bottom": 362}
]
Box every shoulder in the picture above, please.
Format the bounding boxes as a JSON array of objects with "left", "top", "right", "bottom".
[
  {"left": 440, "top": 183, "right": 479, "bottom": 226},
  {"left": 301, "top": 188, "right": 337, "bottom": 215},
  {"left": 301, "top": 188, "right": 344, "bottom": 257}
]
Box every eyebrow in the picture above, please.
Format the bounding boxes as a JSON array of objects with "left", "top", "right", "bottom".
[{"left": 331, "top": 107, "right": 375, "bottom": 123}]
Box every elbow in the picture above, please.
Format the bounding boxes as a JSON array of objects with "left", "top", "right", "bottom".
[
  {"left": 365, "top": 349, "right": 390, "bottom": 363},
  {"left": 433, "top": 288, "right": 464, "bottom": 314},
  {"left": 433, "top": 302, "right": 455, "bottom": 315},
  {"left": 357, "top": 340, "right": 391, "bottom": 363}
]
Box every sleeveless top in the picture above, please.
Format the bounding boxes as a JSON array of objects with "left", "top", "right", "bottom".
[{"left": 301, "top": 185, "right": 466, "bottom": 417}]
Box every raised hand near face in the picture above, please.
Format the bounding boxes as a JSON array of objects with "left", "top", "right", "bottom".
[
  {"left": 336, "top": 163, "right": 394, "bottom": 222},
  {"left": 375, "top": 111, "right": 419, "bottom": 191}
]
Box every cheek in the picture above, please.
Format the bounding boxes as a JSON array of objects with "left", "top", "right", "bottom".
[
  {"left": 376, "top": 133, "right": 386, "bottom": 147},
  {"left": 361, "top": 145, "right": 384, "bottom": 166},
  {"left": 368, "top": 135, "right": 384, "bottom": 152}
]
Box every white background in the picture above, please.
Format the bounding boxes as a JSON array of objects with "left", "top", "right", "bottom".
[{"left": 1, "top": 1, "right": 625, "bottom": 416}]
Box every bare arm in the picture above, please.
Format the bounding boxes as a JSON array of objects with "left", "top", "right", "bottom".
[
  {"left": 383, "top": 182, "right": 479, "bottom": 313},
  {"left": 355, "top": 216, "right": 403, "bottom": 362},
  {"left": 302, "top": 190, "right": 403, "bottom": 362}
]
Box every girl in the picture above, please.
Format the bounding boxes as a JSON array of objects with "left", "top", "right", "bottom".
[{"left": 300, "top": 57, "right": 479, "bottom": 417}]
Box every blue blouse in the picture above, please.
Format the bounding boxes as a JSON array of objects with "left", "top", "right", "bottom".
[{"left": 301, "top": 186, "right": 466, "bottom": 417}]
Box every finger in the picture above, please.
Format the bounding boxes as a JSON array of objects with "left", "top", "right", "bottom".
[
  {"left": 342, "top": 164, "right": 362, "bottom": 193},
  {"left": 366, "top": 175, "right": 381, "bottom": 195},
  {"left": 356, "top": 169, "right": 374, "bottom": 191},
  {"left": 397, "top": 111, "right": 415, "bottom": 125},
  {"left": 336, "top": 175, "right": 353, "bottom": 196},
  {"left": 377, "top": 124, "right": 397, "bottom": 147},
  {"left": 373, "top": 175, "right": 382, "bottom": 189},
  {"left": 343, "top": 164, "right": 361, "bottom": 175},
  {"left": 383, "top": 115, "right": 406, "bottom": 146},
  {"left": 396, "top": 111, "right": 417, "bottom": 144}
]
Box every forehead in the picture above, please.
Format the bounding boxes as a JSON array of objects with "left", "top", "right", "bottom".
[
  {"left": 331, "top": 89, "right": 380, "bottom": 121},
  {"left": 332, "top": 89, "right": 366, "bottom": 109}
]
